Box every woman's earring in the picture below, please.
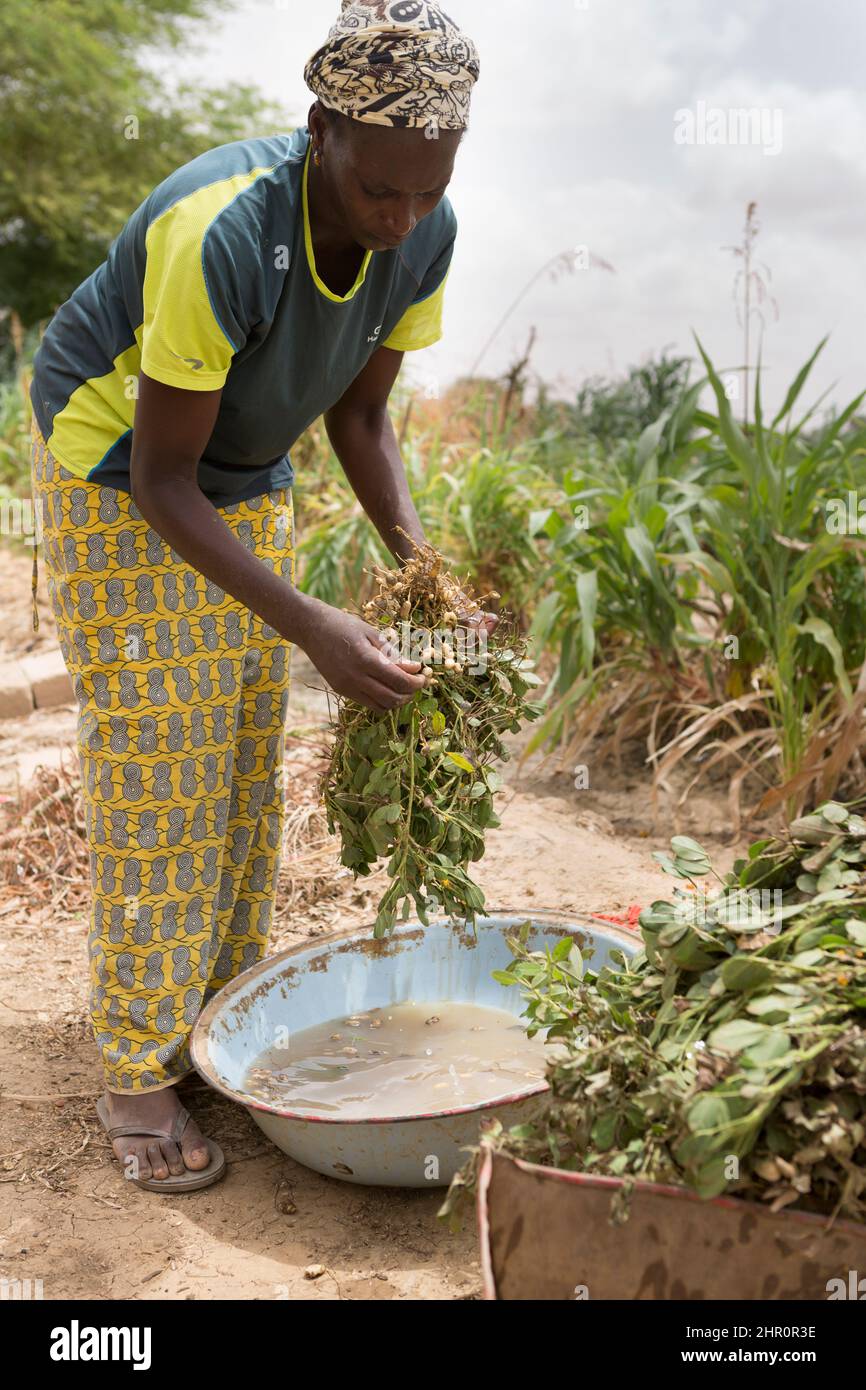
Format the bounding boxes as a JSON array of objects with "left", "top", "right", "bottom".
[{"left": 314, "top": 148, "right": 322, "bottom": 166}]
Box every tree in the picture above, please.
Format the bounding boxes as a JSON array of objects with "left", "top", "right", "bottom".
[
  {"left": 567, "top": 351, "right": 692, "bottom": 448},
  {"left": 0, "top": 0, "right": 290, "bottom": 336}
]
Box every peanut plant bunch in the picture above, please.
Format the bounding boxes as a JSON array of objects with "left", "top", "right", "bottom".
[
  {"left": 321, "top": 538, "right": 543, "bottom": 937},
  {"left": 443, "top": 799, "right": 866, "bottom": 1225}
]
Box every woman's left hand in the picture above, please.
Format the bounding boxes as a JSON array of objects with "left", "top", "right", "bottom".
[
  {"left": 453, "top": 591, "right": 499, "bottom": 637},
  {"left": 464, "top": 606, "right": 497, "bottom": 633}
]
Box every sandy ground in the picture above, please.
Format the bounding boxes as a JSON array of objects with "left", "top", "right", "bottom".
[{"left": 0, "top": 541, "right": 743, "bottom": 1301}]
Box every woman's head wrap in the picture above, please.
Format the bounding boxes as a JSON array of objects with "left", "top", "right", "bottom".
[{"left": 304, "top": 1, "right": 480, "bottom": 132}]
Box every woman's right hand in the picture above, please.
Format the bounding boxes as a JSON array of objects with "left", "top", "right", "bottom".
[{"left": 298, "top": 598, "right": 427, "bottom": 712}]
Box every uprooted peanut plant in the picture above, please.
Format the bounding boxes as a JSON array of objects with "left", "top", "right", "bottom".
[
  {"left": 321, "top": 538, "right": 542, "bottom": 936},
  {"left": 443, "top": 799, "right": 866, "bottom": 1225}
]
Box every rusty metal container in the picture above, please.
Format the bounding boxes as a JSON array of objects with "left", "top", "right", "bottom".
[{"left": 478, "top": 1145, "right": 866, "bottom": 1299}]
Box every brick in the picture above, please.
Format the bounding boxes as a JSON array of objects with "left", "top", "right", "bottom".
[
  {"left": 0, "top": 661, "right": 34, "bottom": 719},
  {"left": 19, "top": 649, "right": 74, "bottom": 710}
]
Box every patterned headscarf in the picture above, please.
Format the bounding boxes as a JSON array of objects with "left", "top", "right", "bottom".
[{"left": 304, "top": 1, "right": 480, "bottom": 132}]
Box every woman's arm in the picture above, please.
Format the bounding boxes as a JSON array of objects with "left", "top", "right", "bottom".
[
  {"left": 325, "top": 348, "right": 499, "bottom": 634},
  {"left": 324, "top": 346, "right": 427, "bottom": 564},
  {"left": 130, "top": 372, "right": 426, "bottom": 711}
]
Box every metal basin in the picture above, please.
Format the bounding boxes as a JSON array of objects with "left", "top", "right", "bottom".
[{"left": 190, "top": 909, "right": 636, "bottom": 1188}]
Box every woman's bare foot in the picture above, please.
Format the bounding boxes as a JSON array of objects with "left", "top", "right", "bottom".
[{"left": 102, "top": 1088, "right": 212, "bottom": 1183}]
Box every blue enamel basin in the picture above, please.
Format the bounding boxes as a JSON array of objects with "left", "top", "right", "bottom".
[{"left": 190, "top": 910, "right": 637, "bottom": 1188}]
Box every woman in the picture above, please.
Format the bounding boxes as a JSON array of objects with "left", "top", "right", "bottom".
[{"left": 29, "top": 1, "right": 483, "bottom": 1192}]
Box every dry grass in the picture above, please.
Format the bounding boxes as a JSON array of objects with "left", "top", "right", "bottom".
[
  {"left": 0, "top": 753, "right": 89, "bottom": 915},
  {"left": 0, "top": 731, "right": 365, "bottom": 926},
  {"left": 273, "top": 730, "right": 387, "bottom": 924},
  {"left": 525, "top": 635, "right": 866, "bottom": 836}
]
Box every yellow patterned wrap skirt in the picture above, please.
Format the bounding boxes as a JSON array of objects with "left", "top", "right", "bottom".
[{"left": 31, "top": 418, "right": 295, "bottom": 1092}]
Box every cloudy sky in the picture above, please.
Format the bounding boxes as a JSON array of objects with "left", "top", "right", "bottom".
[{"left": 174, "top": 0, "right": 866, "bottom": 414}]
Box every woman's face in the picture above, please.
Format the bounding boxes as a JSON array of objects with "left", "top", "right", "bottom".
[{"left": 310, "top": 106, "right": 462, "bottom": 252}]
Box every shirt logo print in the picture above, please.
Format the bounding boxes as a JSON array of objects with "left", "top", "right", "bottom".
[
  {"left": 367, "top": 323, "right": 382, "bottom": 343},
  {"left": 170, "top": 350, "right": 204, "bottom": 369}
]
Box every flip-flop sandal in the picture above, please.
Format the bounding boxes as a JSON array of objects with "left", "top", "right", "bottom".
[{"left": 96, "top": 1095, "right": 226, "bottom": 1193}]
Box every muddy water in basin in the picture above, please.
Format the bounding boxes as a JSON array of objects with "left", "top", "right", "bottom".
[{"left": 243, "top": 1000, "right": 550, "bottom": 1118}]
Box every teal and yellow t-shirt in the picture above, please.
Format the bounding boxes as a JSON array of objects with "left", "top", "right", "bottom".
[{"left": 30, "top": 126, "right": 455, "bottom": 507}]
